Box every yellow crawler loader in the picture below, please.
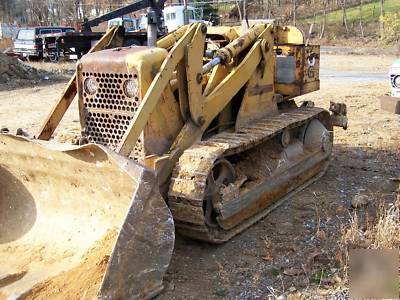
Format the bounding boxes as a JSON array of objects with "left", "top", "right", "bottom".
[{"left": 0, "top": 22, "right": 347, "bottom": 299}]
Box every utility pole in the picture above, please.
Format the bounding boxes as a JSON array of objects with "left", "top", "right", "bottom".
[
  {"left": 293, "top": 0, "right": 297, "bottom": 26},
  {"left": 380, "top": 0, "right": 384, "bottom": 37},
  {"left": 235, "top": 0, "right": 242, "bottom": 21},
  {"left": 183, "top": 0, "right": 189, "bottom": 24},
  {"left": 359, "top": 0, "right": 364, "bottom": 38}
]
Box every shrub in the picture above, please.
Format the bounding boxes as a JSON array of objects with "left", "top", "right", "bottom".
[{"left": 381, "top": 12, "right": 400, "bottom": 44}]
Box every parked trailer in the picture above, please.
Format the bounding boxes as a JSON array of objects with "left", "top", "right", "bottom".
[
  {"left": 42, "top": 31, "right": 102, "bottom": 61},
  {"left": 42, "top": 30, "right": 154, "bottom": 62}
]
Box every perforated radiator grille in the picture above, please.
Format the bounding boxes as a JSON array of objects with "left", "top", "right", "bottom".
[{"left": 81, "top": 71, "right": 144, "bottom": 160}]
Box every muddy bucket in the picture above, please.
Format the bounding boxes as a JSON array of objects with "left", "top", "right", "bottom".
[{"left": 0, "top": 134, "right": 174, "bottom": 299}]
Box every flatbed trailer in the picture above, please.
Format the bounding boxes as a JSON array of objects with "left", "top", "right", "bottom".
[
  {"left": 37, "top": 0, "right": 165, "bottom": 62},
  {"left": 42, "top": 30, "right": 152, "bottom": 62}
]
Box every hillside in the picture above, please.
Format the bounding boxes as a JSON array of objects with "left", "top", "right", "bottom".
[
  {"left": 298, "top": 0, "right": 400, "bottom": 43},
  {"left": 304, "top": 0, "right": 400, "bottom": 25}
]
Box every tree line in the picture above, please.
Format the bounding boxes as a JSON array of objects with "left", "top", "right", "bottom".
[
  {"left": 0, "top": 0, "right": 388, "bottom": 39},
  {"left": 0, "top": 0, "right": 126, "bottom": 25}
]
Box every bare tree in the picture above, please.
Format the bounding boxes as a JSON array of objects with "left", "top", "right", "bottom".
[
  {"left": 320, "top": 0, "right": 328, "bottom": 39},
  {"left": 380, "top": 0, "right": 384, "bottom": 37},
  {"left": 292, "top": 0, "right": 297, "bottom": 26},
  {"left": 0, "top": 0, "right": 13, "bottom": 22},
  {"left": 359, "top": 0, "right": 364, "bottom": 38},
  {"left": 340, "top": 0, "right": 349, "bottom": 33},
  {"left": 235, "top": 0, "right": 242, "bottom": 21}
]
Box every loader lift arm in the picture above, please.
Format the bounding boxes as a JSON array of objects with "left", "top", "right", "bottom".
[
  {"left": 117, "top": 23, "right": 272, "bottom": 185},
  {"left": 0, "top": 21, "right": 349, "bottom": 300}
]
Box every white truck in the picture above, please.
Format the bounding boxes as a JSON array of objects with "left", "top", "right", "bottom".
[
  {"left": 380, "top": 59, "right": 400, "bottom": 114},
  {"left": 107, "top": 5, "right": 206, "bottom": 33},
  {"left": 163, "top": 5, "right": 203, "bottom": 32}
]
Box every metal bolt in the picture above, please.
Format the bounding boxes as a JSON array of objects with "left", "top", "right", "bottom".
[
  {"left": 79, "top": 137, "right": 89, "bottom": 146},
  {"left": 201, "top": 23, "right": 207, "bottom": 34},
  {"left": 196, "top": 73, "right": 203, "bottom": 84},
  {"left": 0, "top": 127, "right": 9, "bottom": 133},
  {"left": 197, "top": 116, "right": 205, "bottom": 126},
  {"left": 16, "top": 128, "right": 24, "bottom": 136},
  {"left": 264, "top": 42, "right": 270, "bottom": 52},
  {"left": 281, "top": 129, "right": 290, "bottom": 147}
]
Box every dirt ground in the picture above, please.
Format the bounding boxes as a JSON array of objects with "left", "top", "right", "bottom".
[{"left": 0, "top": 53, "right": 399, "bottom": 299}]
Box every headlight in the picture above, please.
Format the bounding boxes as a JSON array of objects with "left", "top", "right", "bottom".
[
  {"left": 123, "top": 79, "right": 138, "bottom": 98},
  {"left": 84, "top": 77, "right": 97, "bottom": 95},
  {"left": 393, "top": 75, "right": 400, "bottom": 88}
]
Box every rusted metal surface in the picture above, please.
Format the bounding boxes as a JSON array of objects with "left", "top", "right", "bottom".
[
  {"left": 186, "top": 24, "right": 206, "bottom": 126},
  {"left": 235, "top": 26, "right": 278, "bottom": 129},
  {"left": 78, "top": 48, "right": 143, "bottom": 160},
  {"left": 99, "top": 153, "right": 175, "bottom": 300},
  {"left": 216, "top": 24, "right": 265, "bottom": 63},
  {"left": 157, "top": 25, "right": 189, "bottom": 50},
  {"left": 274, "top": 26, "right": 304, "bottom": 45},
  {"left": 168, "top": 107, "right": 333, "bottom": 243},
  {"left": 206, "top": 26, "right": 240, "bottom": 42},
  {"left": 247, "top": 84, "right": 274, "bottom": 96},
  {"left": 274, "top": 45, "right": 320, "bottom": 99},
  {"left": 116, "top": 24, "right": 199, "bottom": 157},
  {"left": 0, "top": 134, "right": 174, "bottom": 299},
  {"left": 77, "top": 46, "right": 172, "bottom": 161},
  {"left": 0, "top": 21, "right": 342, "bottom": 300},
  {"left": 37, "top": 26, "right": 125, "bottom": 141}
]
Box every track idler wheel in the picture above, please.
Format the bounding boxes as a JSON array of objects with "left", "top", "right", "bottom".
[{"left": 204, "top": 159, "right": 236, "bottom": 227}]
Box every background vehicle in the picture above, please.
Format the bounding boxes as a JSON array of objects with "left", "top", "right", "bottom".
[
  {"left": 380, "top": 59, "right": 400, "bottom": 114},
  {"left": 108, "top": 17, "right": 141, "bottom": 31},
  {"left": 163, "top": 5, "right": 204, "bottom": 32},
  {"left": 13, "top": 26, "right": 74, "bottom": 60}
]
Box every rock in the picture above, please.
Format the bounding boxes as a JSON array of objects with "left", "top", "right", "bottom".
[
  {"left": 336, "top": 204, "right": 347, "bottom": 214},
  {"left": 214, "top": 287, "right": 228, "bottom": 297},
  {"left": 287, "top": 292, "right": 301, "bottom": 300},
  {"left": 283, "top": 267, "right": 303, "bottom": 276},
  {"left": 315, "top": 230, "right": 326, "bottom": 240},
  {"left": 388, "top": 178, "right": 400, "bottom": 192},
  {"left": 307, "top": 251, "right": 331, "bottom": 268},
  {"left": 277, "top": 222, "right": 293, "bottom": 234},
  {"left": 0, "top": 53, "right": 39, "bottom": 82},
  {"left": 16, "top": 128, "right": 30, "bottom": 137},
  {"left": 0, "top": 127, "right": 9, "bottom": 133},
  {"left": 168, "top": 282, "right": 175, "bottom": 291},
  {"left": 321, "top": 277, "right": 336, "bottom": 285},
  {"left": 262, "top": 255, "right": 273, "bottom": 261},
  {"left": 351, "top": 194, "right": 370, "bottom": 208},
  {"left": 333, "top": 274, "right": 342, "bottom": 284}
]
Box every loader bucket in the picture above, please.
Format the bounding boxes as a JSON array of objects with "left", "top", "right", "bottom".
[{"left": 0, "top": 134, "right": 174, "bottom": 300}]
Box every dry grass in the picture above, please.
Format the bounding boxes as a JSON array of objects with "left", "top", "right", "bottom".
[
  {"left": 339, "top": 193, "right": 400, "bottom": 278},
  {"left": 370, "top": 195, "right": 400, "bottom": 249}
]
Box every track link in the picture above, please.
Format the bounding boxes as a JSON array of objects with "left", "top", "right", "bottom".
[{"left": 168, "top": 107, "right": 332, "bottom": 243}]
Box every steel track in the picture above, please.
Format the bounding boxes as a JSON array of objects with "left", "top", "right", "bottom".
[{"left": 168, "top": 107, "right": 332, "bottom": 243}]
